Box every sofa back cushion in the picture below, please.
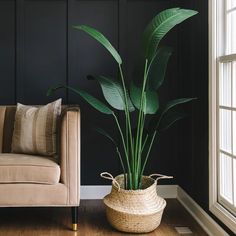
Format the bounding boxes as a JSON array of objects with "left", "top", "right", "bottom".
[
  {"left": 11, "top": 99, "right": 62, "bottom": 157},
  {"left": 0, "top": 106, "right": 16, "bottom": 153},
  {"left": 0, "top": 102, "right": 70, "bottom": 156}
]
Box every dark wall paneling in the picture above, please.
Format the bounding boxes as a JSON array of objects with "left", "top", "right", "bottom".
[
  {"left": 16, "top": 0, "right": 67, "bottom": 104},
  {"left": 0, "top": 0, "right": 15, "bottom": 104},
  {"left": 0, "top": 0, "right": 196, "bottom": 187},
  {"left": 177, "top": 0, "right": 209, "bottom": 209},
  {"left": 190, "top": 0, "right": 209, "bottom": 210},
  {"left": 176, "top": 0, "right": 194, "bottom": 200},
  {"left": 68, "top": 0, "right": 120, "bottom": 185}
]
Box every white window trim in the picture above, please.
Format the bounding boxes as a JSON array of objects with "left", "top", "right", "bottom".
[{"left": 209, "top": 0, "right": 236, "bottom": 233}]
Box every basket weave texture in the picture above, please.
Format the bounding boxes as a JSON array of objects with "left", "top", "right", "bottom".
[{"left": 103, "top": 175, "right": 166, "bottom": 233}]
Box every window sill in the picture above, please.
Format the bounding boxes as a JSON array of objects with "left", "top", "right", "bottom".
[{"left": 210, "top": 201, "right": 236, "bottom": 233}]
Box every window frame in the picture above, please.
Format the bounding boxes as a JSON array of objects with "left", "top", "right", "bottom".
[{"left": 209, "top": 0, "right": 236, "bottom": 233}]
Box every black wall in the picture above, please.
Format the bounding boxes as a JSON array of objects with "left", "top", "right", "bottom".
[
  {"left": 177, "top": 0, "right": 209, "bottom": 209},
  {"left": 0, "top": 0, "right": 186, "bottom": 185}
]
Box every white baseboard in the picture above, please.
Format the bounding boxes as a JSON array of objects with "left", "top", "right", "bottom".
[
  {"left": 157, "top": 184, "right": 178, "bottom": 198},
  {"left": 81, "top": 185, "right": 111, "bottom": 200},
  {"left": 177, "top": 187, "right": 228, "bottom": 236},
  {"left": 80, "top": 184, "right": 178, "bottom": 200}
]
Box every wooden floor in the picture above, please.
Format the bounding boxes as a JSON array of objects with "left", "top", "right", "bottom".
[{"left": 0, "top": 199, "right": 208, "bottom": 236}]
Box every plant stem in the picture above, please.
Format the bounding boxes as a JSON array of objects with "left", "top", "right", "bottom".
[
  {"left": 118, "top": 65, "right": 134, "bottom": 188},
  {"left": 134, "top": 59, "right": 148, "bottom": 188},
  {"left": 141, "top": 134, "right": 149, "bottom": 153},
  {"left": 126, "top": 118, "right": 129, "bottom": 152},
  {"left": 139, "top": 130, "right": 157, "bottom": 188},
  {"left": 116, "top": 147, "right": 127, "bottom": 189},
  {"left": 137, "top": 112, "right": 145, "bottom": 174},
  {"left": 113, "top": 113, "right": 132, "bottom": 188}
]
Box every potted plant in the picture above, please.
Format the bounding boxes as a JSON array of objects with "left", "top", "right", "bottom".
[{"left": 48, "top": 7, "right": 198, "bottom": 233}]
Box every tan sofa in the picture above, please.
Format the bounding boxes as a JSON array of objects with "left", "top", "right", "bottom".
[{"left": 0, "top": 105, "right": 80, "bottom": 230}]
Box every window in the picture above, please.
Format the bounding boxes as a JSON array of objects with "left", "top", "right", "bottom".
[{"left": 209, "top": 0, "right": 236, "bottom": 233}]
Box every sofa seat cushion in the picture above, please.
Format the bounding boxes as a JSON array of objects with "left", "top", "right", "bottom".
[{"left": 0, "top": 153, "right": 60, "bottom": 184}]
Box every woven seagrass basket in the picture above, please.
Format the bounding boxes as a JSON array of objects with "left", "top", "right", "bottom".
[{"left": 101, "top": 173, "right": 173, "bottom": 233}]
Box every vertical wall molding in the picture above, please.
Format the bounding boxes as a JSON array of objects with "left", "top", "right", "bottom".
[
  {"left": 118, "top": 0, "right": 127, "bottom": 63},
  {"left": 67, "top": 0, "right": 74, "bottom": 104},
  {"left": 0, "top": 0, "right": 16, "bottom": 104},
  {"left": 15, "top": 0, "right": 24, "bottom": 103},
  {"left": 14, "top": 0, "right": 17, "bottom": 103}
]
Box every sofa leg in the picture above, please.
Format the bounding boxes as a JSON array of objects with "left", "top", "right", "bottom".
[{"left": 71, "top": 207, "right": 78, "bottom": 231}]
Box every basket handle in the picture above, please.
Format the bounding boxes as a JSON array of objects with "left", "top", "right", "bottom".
[
  {"left": 100, "top": 172, "right": 121, "bottom": 191},
  {"left": 149, "top": 173, "right": 173, "bottom": 183}
]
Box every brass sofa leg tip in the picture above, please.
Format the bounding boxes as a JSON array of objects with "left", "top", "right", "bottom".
[{"left": 72, "top": 223, "right": 78, "bottom": 231}]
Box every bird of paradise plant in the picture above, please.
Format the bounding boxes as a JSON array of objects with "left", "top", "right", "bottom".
[{"left": 48, "top": 8, "right": 198, "bottom": 190}]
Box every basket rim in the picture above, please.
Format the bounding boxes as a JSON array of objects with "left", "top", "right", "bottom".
[{"left": 112, "top": 174, "right": 157, "bottom": 194}]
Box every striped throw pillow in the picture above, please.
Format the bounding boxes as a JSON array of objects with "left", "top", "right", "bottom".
[{"left": 11, "top": 99, "right": 62, "bottom": 157}]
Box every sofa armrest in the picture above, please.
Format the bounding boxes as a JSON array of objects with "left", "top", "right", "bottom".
[{"left": 60, "top": 107, "right": 80, "bottom": 205}]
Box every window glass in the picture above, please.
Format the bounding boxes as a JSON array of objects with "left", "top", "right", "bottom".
[
  {"left": 227, "top": 0, "right": 236, "bottom": 10},
  {"left": 220, "top": 109, "right": 232, "bottom": 153},
  {"left": 220, "top": 153, "right": 233, "bottom": 204},
  {"left": 233, "top": 111, "right": 236, "bottom": 155},
  {"left": 233, "top": 159, "right": 236, "bottom": 206},
  {"left": 232, "top": 62, "right": 236, "bottom": 107},
  {"left": 219, "top": 62, "right": 231, "bottom": 106},
  {"left": 226, "top": 10, "right": 236, "bottom": 54}
]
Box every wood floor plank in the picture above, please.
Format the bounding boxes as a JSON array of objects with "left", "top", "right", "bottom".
[{"left": 0, "top": 199, "right": 208, "bottom": 235}]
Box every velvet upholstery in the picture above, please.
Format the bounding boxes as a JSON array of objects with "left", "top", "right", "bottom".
[
  {"left": 0, "top": 153, "right": 60, "bottom": 184},
  {"left": 0, "top": 105, "right": 80, "bottom": 207}
]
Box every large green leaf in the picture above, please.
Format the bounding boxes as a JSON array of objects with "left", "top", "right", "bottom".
[
  {"left": 94, "top": 126, "right": 117, "bottom": 146},
  {"left": 47, "top": 85, "right": 113, "bottom": 115},
  {"left": 147, "top": 46, "right": 172, "bottom": 90},
  {"left": 143, "top": 8, "right": 198, "bottom": 61},
  {"left": 93, "top": 76, "right": 135, "bottom": 112},
  {"left": 73, "top": 25, "right": 122, "bottom": 65},
  {"left": 159, "top": 111, "right": 186, "bottom": 131},
  {"left": 130, "top": 81, "right": 159, "bottom": 114},
  {"left": 162, "top": 98, "right": 195, "bottom": 116},
  {"left": 148, "top": 97, "right": 196, "bottom": 131},
  {"left": 143, "top": 111, "right": 186, "bottom": 159},
  {"left": 130, "top": 82, "right": 145, "bottom": 111}
]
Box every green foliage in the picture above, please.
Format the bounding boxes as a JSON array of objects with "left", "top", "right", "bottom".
[
  {"left": 159, "top": 111, "right": 187, "bottom": 131},
  {"left": 48, "top": 8, "right": 198, "bottom": 190},
  {"left": 147, "top": 46, "right": 172, "bottom": 90},
  {"left": 162, "top": 98, "right": 196, "bottom": 118},
  {"left": 143, "top": 8, "right": 198, "bottom": 61},
  {"left": 76, "top": 89, "right": 114, "bottom": 115},
  {"left": 73, "top": 25, "right": 122, "bottom": 65},
  {"left": 148, "top": 98, "right": 195, "bottom": 132},
  {"left": 130, "top": 81, "right": 159, "bottom": 114},
  {"left": 48, "top": 85, "right": 113, "bottom": 115},
  {"left": 93, "top": 75, "right": 135, "bottom": 111},
  {"left": 94, "top": 126, "right": 118, "bottom": 146}
]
